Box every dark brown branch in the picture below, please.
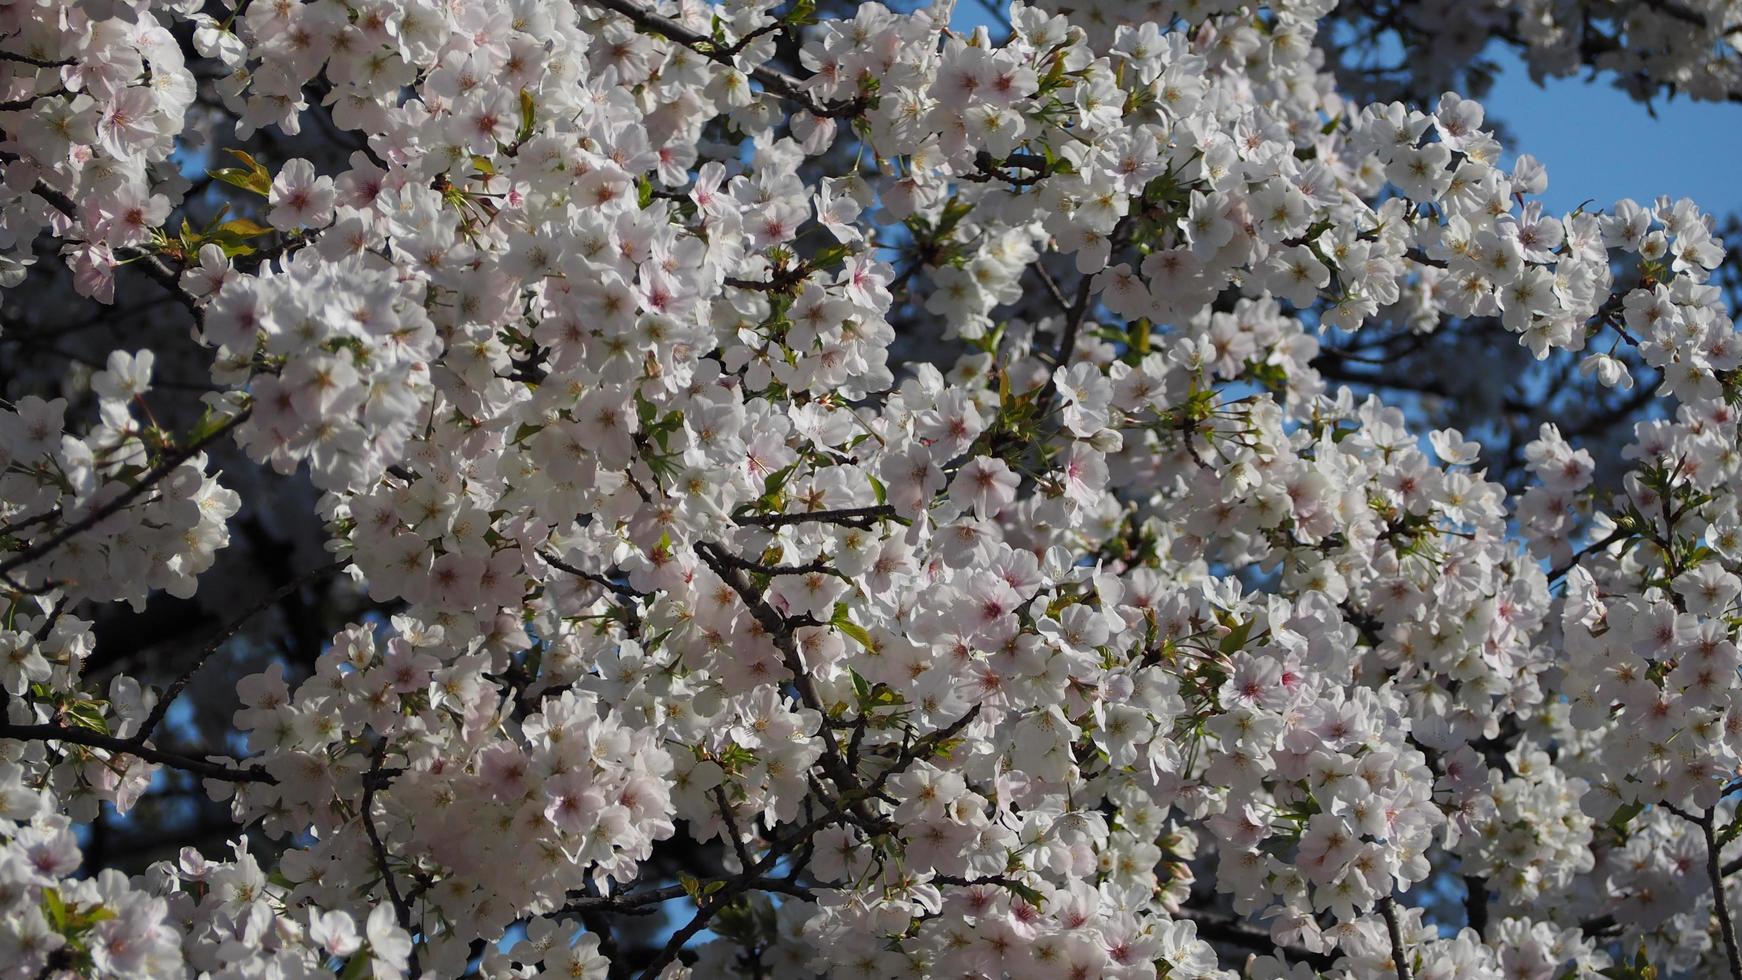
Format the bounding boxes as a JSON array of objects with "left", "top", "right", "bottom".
[
  {"left": 724, "top": 262, "right": 814, "bottom": 293},
  {"left": 0, "top": 51, "right": 71, "bottom": 68},
  {"left": 134, "top": 560, "right": 346, "bottom": 743},
  {"left": 1640, "top": 0, "right": 1713, "bottom": 28},
  {"left": 0, "top": 89, "right": 65, "bottom": 111},
  {"left": 691, "top": 540, "right": 871, "bottom": 813},
  {"left": 1174, "top": 908, "right": 1336, "bottom": 971},
  {"left": 730, "top": 505, "right": 894, "bottom": 529},
  {"left": 958, "top": 150, "right": 1054, "bottom": 186},
  {"left": 1378, "top": 895, "right": 1412, "bottom": 980},
  {"left": 28, "top": 179, "right": 206, "bottom": 322},
  {"left": 1547, "top": 529, "right": 1627, "bottom": 586},
  {"left": 361, "top": 742, "right": 420, "bottom": 976},
  {"left": 700, "top": 549, "right": 831, "bottom": 577},
  {"left": 1463, "top": 874, "right": 1490, "bottom": 939},
  {"left": 0, "top": 721, "right": 274, "bottom": 783},
  {"left": 576, "top": 0, "right": 867, "bottom": 118},
  {"left": 620, "top": 700, "right": 979, "bottom": 975},
  {"left": 538, "top": 549, "right": 645, "bottom": 598},
  {"left": 1703, "top": 809, "right": 1742, "bottom": 979},
  {"left": 0, "top": 509, "right": 59, "bottom": 539},
  {"left": 0, "top": 408, "right": 252, "bottom": 581},
  {"left": 538, "top": 548, "right": 644, "bottom": 638},
  {"left": 713, "top": 784, "right": 756, "bottom": 872}
]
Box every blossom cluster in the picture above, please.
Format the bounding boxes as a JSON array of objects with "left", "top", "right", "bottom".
[
  {"left": 1315, "top": 0, "right": 1742, "bottom": 108},
  {"left": 2, "top": 0, "right": 1742, "bottom": 977}
]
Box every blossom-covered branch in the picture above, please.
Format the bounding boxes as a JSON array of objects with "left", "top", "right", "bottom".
[{"left": 2, "top": 0, "right": 1741, "bottom": 976}]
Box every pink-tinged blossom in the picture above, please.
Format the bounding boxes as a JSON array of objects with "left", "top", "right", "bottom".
[{"left": 0, "top": 2, "right": 1738, "bottom": 977}]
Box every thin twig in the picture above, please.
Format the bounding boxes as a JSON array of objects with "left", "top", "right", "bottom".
[
  {"left": 134, "top": 560, "right": 346, "bottom": 743},
  {"left": 0, "top": 52, "right": 71, "bottom": 68},
  {"left": 691, "top": 542, "right": 868, "bottom": 807},
  {"left": 1032, "top": 215, "right": 1137, "bottom": 416},
  {"left": 0, "top": 409, "right": 253, "bottom": 581},
  {"left": 1547, "top": 529, "right": 1627, "bottom": 586},
  {"left": 713, "top": 784, "right": 756, "bottom": 872},
  {"left": 1377, "top": 895, "right": 1412, "bottom": 980},
  {"left": 576, "top": 0, "right": 867, "bottom": 118},
  {"left": 1029, "top": 261, "right": 1070, "bottom": 313},
  {"left": 731, "top": 505, "right": 894, "bottom": 529},
  {"left": 1174, "top": 908, "right": 1336, "bottom": 971},
  {"left": 537, "top": 549, "right": 644, "bottom": 598},
  {"left": 538, "top": 548, "right": 643, "bottom": 638},
  {"left": 1703, "top": 808, "right": 1742, "bottom": 979},
  {"left": 361, "top": 742, "right": 420, "bottom": 976},
  {"left": 0, "top": 721, "right": 274, "bottom": 783}
]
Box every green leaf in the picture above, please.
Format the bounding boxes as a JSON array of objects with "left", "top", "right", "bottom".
[
  {"left": 1607, "top": 800, "right": 1645, "bottom": 834},
  {"left": 634, "top": 390, "right": 659, "bottom": 430},
  {"left": 216, "top": 217, "right": 273, "bottom": 237},
  {"left": 810, "top": 241, "right": 853, "bottom": 272},
  {"left": 64, "top": 700, "right": 110, "bottom": 735},
  {"left": 42, "top": 887, "right": 67, "bottom": 931},
  {"left": 711, "top": 896, "right": 762, "bottom": 945},
  {"left": 1037, "top": 51, "right": 1067, "bottom": 94},
  {"left": 1598, "top": 943, "right": 1659, "bottom": 980},
  {"left": 209, "top": 167, "right": 266, "bottom": 196},
  {"left": 224, "top": 148, "right": 264, "bottom": 172},
  {"left": 761, "top": 461, "right": 798, "bottom": 501},
  {"left": 678, "top": 871, "right": 703, "bottom": 902},
  {"left": 199, "top": 217, "right": 274, "bottom": 257},
  {"left": 517, "top": 89, "right": 536, "bottom": 142},
  {"left": 66, "top": 904, "right": 117, "bottom": 931},
  {"left": 1004, "top": 880, "right": 1047, "bottom": 909},
  {"left": 200, "top": 204, "right": 233, "bottom": 234},
  {"left": 209, "top": 148, "right": 272, "bottom": 196},
  {"left": 933, "top": 198, "right": 974, "bottom": 243},
  {"left": 831, "top": 606, "right": 874, "bottom": 651},
  {"left": 338, "top": 952, "right": 372, "bottom": 980},
  {"left": 185, "top": 408, "right": 239, "bottom": 447},
  {"left": 1217, "top": 615, "right": 1254, "bottom": 656}
]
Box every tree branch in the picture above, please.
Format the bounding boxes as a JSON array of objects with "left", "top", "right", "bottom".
[
  {"left": 575, "top": 0, "right": 867, "bottom": 118},
  {"left": 691, "top": 540, "right": 874, "bottom": 822},
  {"left": 537, "top": 548, "right": 643, "bottom": 638},
  {"left": 0, "top": 407, "right": 252, "bottom": 582},
  {"left": 1378, "top": 895, "right": 1412, "bottom": 980},
  {"left": 1174, "top": 908, "right": 1336, "bottom": 972},
  {"left": 1463, "top": 874, "right": 1490, "bottom": 939},
  {"left": 730, "top": 505, "right": 894, "bottom": 529},
  {"left": 1703, "top": 808, "right": 1742, "bottom": 980},
  {"left": 361, "top": 742, "right": 420, "bottom": 977},
  {"left": 0, "top": 721, "right": 274, "bottom": 783},
  {"left": 134, "top": 559, "right": 346, "bottom": 743}
]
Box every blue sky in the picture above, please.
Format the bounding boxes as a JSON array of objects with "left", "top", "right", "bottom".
[
  {"left": 1482, "top": 51, "right": 1742, "bottom": 217},
  {"left": 946, "top": 3, "right": 1742, "bottom": 219}
]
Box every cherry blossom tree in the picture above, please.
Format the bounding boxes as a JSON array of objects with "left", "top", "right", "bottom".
[{"left": 2, "top": 0, "right": 1742, "bottom": 977}]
